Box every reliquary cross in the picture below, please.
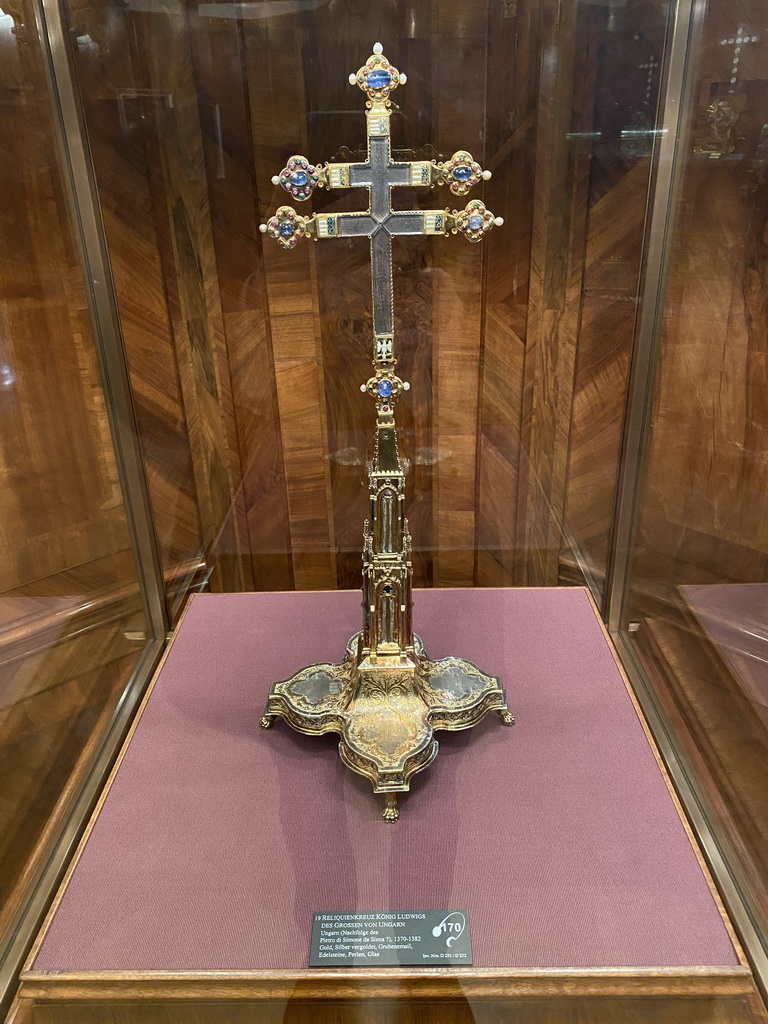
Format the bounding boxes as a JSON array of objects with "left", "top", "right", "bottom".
[{"left": 258, "top": 43, "right": 512, "bottom": 823}]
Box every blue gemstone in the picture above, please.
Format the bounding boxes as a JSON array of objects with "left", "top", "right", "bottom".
[
  {"left": 367, "top": 68, "right": 391, "bottom": 89},
  {"left": 377, "top": 379, "right": 393, "bottom": 398},
  {"left": 453, "top": 165, "right": 472, "bottom": 181},
  {"left": 468, "top": 214, "right": 484, "bottom": 231},
  {"left": 279, "top": 222, "right": 294, "bottom": 237},
  {"left": 290, "top": 169, "right": 309, "bottom": 186}
]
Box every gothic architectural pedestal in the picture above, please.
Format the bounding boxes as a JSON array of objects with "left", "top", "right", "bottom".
[{"left": 260, "top": 421, "right": 511, "bottom": 819}]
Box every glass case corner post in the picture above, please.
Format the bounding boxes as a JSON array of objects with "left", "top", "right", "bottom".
[
  {"left": 32, "top": 0, "right": 169, "bottom": 641},
  {"left": 604, "top": 0, "right": 705, "bottom": 636}
]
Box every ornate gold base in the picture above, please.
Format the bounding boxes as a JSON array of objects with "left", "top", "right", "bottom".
[{"left": 261, "top": 634, "right": 513, "bottom": 820}]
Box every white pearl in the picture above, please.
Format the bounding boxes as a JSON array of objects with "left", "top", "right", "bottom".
[
  {"left": 493, "top": 216, "right": 504, "bottom": 226},
  {"left": 348, "top": 73, "right": 357, "bottom": 85},
  {"left": 400, "top": 72, "right": 407, "bottom": 84},
  {"left": 403, "top": 381, "right": 411, "bottom": 390},
  {"left": 373, "top": 42, "right": 383, "bottom": 54},
  {"left": 271, "top": 175, "right": 279, "bottom": 185},
  {"left": 258, "top": 223, "right": 267, "bottom": 233},
  {"left": 360, "top": 384, "right": 367, "bottom": 392},
  {"left": 481, "top": 169, "right": 492, "bottom": 180}
]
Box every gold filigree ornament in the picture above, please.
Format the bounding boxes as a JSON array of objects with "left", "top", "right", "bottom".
[
  {"left": 349, "top": 41, "right": 406, "bottom": 106},
  {"left": 441, "top": 150, "right": 492, "bottom": 196},
  {"left": 262, "top": 205, "right": 311, "bottom": 249},
  {"left": 271, "top": 155, "right": 324, "bottom": 201},
  {"left": 361, "top": 371, "right": 408, "bottom": 401},
  {"left": 453, "top": 199, "right": 503, "bottom": 242}
]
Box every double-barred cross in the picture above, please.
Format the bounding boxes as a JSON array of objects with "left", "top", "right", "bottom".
[{"left": 260, "top": 42, "right": 502, "bottom": 398}]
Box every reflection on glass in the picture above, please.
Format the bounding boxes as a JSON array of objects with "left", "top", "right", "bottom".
[
  {"left": 64, "top": 0, "right": 613, "bottom": 597},
  {"left": 65, "top": 0, "right": 244, "bottom": 605},
  {"left": 0, "top": 0, "right": 148, "bottom": 932},
  {"left": 561, "top": 0, "right": 667, "bottom": 596},
  {"left": 627, "top": 0, "right": 768, "bottom": 922}
]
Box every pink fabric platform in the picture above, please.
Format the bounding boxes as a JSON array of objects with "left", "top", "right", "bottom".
[{"left": 32, "top": 588, "right": 737, "bottom": 972}]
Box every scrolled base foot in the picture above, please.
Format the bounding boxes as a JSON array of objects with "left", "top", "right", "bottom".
[
  {"left": 260, "top": 715, "right": 276, "bottom": 730},
  {"left": 498, "top": 709, "right": 515, "bottom": 726}
]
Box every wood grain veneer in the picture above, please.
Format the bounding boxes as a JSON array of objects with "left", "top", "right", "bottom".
[
  {"left": 620, "top": 0, "right": 768, "bottom": 940},
  {"left": 0, "top": 0, "right": 130, "bottom": 595},
  {"left": 0, "top": 622, "right": 143, "bottom": 935},
  {"left": 633, "top": 609, "right": 768, "bottom": 925},
  {"left": 44, "top": 0, "right": 585, "bottom": 599},
  {"left": 9, "top": 994, "right": 768, "bottom": 1024},
  {"left": 561, "top": 0, "right": 665, "bottom": 592},
  {"left": 8, "top": 4, "right": 768, "bottom": 1020}
]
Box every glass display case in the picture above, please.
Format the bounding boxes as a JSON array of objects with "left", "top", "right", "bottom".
[
  {"left": 0, "top": 0, "right": 164, "bottom": 998},
  {"left": 2, "top": 0, "right": 768, "bottom": 1019}
]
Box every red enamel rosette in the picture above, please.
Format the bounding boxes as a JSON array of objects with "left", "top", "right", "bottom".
[
  {"left": 454, "top": 200, "right": 495, "bottom": 242},
  {"left": 278, "top": 155, "right": 320, "bottom": 202},
  {"left": 443, "top": 150, "right": 483, "bottom": 196},
  {"left": 266, "top": 206, "right": 307, "bottom": 249},
  {"left": 354, "top": 51, "right": 402, "bottom": 104}
]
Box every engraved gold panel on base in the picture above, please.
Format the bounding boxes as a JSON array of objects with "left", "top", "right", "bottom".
[{"left": 261, "top": 633, "right": 512, "bottom": 821}]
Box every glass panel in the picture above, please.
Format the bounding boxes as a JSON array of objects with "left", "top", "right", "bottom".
[
  {"left": 19, "top": 0, "right": 764, "bottom": 1012},
  {"left": 561, "top": 0, "right": 667, "bottom": 597},
  {"left": 65, "top": 0, "right": 249, "bottom": 607},
  {"left": 0, "top": 0, "right": 149, "bottom": 932},
  {"left": 626, "top": 0, "right": 768, "bottom": 921},
  {"left": 61, "top": 0, "right": 654, "bottom": 598}
]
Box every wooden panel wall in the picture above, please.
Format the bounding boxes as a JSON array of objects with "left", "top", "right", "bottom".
[
  {"left": 626, "top": 0, "right": 768, "bottom": 927},
  {"left": 65, "top": 0, "right": 253, "bottom": 594},
  {"left": 430, "top": 0, "right": 487, "bottom": 587},
  {"left": 52, "top": 0, "right": 659, "bottom": 602},
  {"left": 0, "top": 0, "right": 149, "bottom": 933},
  {"left": 56, "top": 0, "right": 664, "bottom": 599},
  {"left": 0, "top": 0, "right": 130, "bottom": 594},
  {"left": 632, "top": 0, "right": 768, "bottom": 586},
  {"left": 518, "top": 0, "right": 596, "bottom": 586},
  {"left": 99, "top": 0, "right": 547, "bottom": 594},
  {"left": 63, "top": 1, "right": 207, "bottom": 588},
  {"left": 562, "top": 0, "right": 667, "bottom": 590},
  {"left": 476, "top": 0, "right": 539, "bottom": 587},
  {"left": 23, "top": 5, "right": 764, "bottom": 615},
  {"left": 243, "top": 13, "right": 337, "bottom": 590},
  {"left": 5, "top": 1, "right": 694, "bottom": 611}
]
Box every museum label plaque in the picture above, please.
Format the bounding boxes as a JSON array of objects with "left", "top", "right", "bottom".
[{"left": 309, "top": 910, "right": 473, "bottom": 967}]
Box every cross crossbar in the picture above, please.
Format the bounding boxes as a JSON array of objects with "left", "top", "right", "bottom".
[{"left": 260, "top": 42, "right": 501, "bottom": 389}]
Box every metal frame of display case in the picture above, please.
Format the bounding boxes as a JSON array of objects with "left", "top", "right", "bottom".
[
  {"left": 604, "top": 0, "right": 703, "bottom": 637},
  {"left": 0, "top": 0, "right": 170, "bottom": 1014},
  {"left": 602, "top": 0, "right": 768, "bottom": 1003},
  {"left": 3, "top": 0, "right": 768, "bottom": 1016}
]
